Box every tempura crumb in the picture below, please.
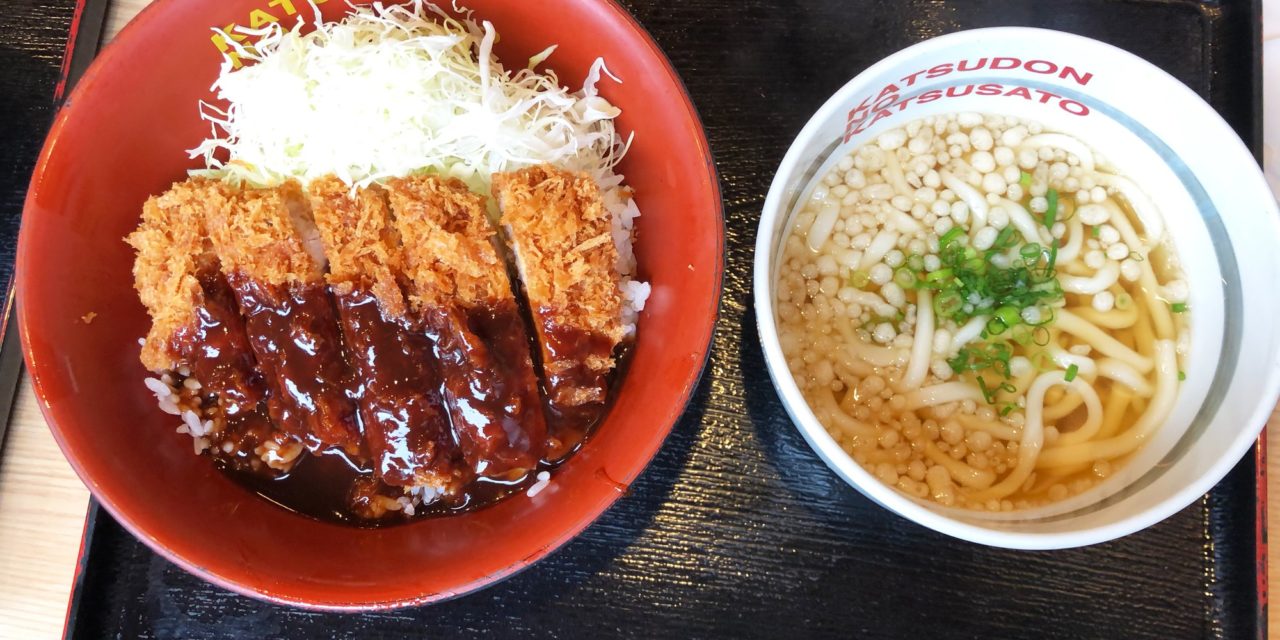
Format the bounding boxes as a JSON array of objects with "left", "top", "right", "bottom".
[
  {"left": 204, "top": 179, "right": 324, "bottom": 286},
  {"left": 493, "top": 164, "right": 624, "bottom": 343},
  {"left": 385, "top": 175, "right": 512, "bottom": 310},
  {"left": 125, "top": 180, "right": 213, "bottom": 371},
  {"left": 308, "top": 177, "right": 408, "bottom": 319}
]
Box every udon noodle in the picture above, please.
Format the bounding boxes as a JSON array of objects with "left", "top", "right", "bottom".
[{"left": 776, "top": 113, "right": 1189, "bottom": 511}]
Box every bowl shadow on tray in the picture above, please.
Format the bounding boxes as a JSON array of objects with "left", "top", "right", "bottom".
[{"left": 439, "top": 375, "right": 715, "bottom": 607}]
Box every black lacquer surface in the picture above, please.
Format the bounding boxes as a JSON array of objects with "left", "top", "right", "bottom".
[
  {"left": 0, "top": 0, "right": 78, "bottom": 291},
  {"left": 12, "top": 0, "right": 1262, "bottom": 638}
]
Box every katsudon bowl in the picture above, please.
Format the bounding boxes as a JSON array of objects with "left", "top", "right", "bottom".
[{"left": 18, "top": 0, "right": 721, "bottom": 609}]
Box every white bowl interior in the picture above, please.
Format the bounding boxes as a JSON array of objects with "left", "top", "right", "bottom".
[{"left": 755, "top": 27, "right": 1280, "bottom": 548}]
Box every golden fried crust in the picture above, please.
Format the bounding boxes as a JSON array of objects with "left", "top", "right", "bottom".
[
  {"left": 204, "top": 180, "right": 322, "bottom": 286},
  {"left": 125, "top": 181, "right": 211, "bottom": 371},
  {"left": 386, "top": 175, "right": 512, "bottom": 309},
  {"left": 308, "top": 177, "right": 408, "bottom": 320},
  {"left": 492, "top": 165, "right": 623, "bottom": 344}
]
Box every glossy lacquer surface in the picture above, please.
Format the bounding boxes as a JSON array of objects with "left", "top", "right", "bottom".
[{"left": 62, "top": 0, "right": 1260, "bottom": 637}]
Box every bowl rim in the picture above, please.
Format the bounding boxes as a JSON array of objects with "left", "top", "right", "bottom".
[
  {"left": 17, "top": 0, "right": 725, "bottom": 609},
  {"left": 753, "top": 25, "right": 1280, "bottom": 550}
]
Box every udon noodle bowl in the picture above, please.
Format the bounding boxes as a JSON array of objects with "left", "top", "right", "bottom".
[{"left": 775, "top": 113, "right": 1188, "bottom": 512}]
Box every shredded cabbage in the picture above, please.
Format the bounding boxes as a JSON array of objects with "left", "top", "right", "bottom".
[{"left": 189, "top": 0, "right": 632, "bottom": 193}]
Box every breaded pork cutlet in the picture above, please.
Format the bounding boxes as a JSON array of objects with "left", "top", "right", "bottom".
[
  {"left": 492, "top": 165, "right": 624, "bottom": 457},
  {"left": 203, "top": 180, "right": 362, "bottom": 456},
  {"left": 309, "top": 177, "right": 466, "bottom": 496},
  {"left": 127, "top": 179, "right": 300, "bottom": 472},
  {"left": 387, "top": 175, "right": 547, "bottom": 478}
]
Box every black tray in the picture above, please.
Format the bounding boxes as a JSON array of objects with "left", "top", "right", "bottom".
[{"left": 38, "top": 0, "right": 1266, "bottom": 638}]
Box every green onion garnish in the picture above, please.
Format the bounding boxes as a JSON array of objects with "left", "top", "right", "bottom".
[
  {"left": 1178, "top": 371, "right": 1186, "bottom": 381},
  {"left": 906, "top": 254, "right": 925, "bottom": 272},
  {"left": 1044, "top": 188, "right": 1059, "bottom": 228},
  {"left": 1020, "top": 171, "right": 1032, "bottom": 188},
  {"left": 1064, "top": 364, "right": 1079, "bottom": 382},
  {"left": 1033, "top": 326, "right": 1051, "bottom": 346},
  {"left": 893, "top": 267, "right": 916, "bottom": 289},
  {"left": 1019, "top": 243, "right": 1043, "bottom": 262},
  {"left": 934, "top": 291, "right": 963, "bottom": 317},
  {"left": 1091, "top": 225, "right": 1100, "bottom": 238},
  {"left": 913, "top": 208, "right": 1066, "bottom": 398},
  {"left": 849, "top": 271, "right": 869, "bottom": 289},
  {"left": 939, "top": 226, "right": 964, "bottom": 248},
  {"left": 1171, "top": 302, "right": 1187, "bottom": 313},
  {"left": 925, "top": 268, "right": 953, "bottom": 282},
  {"left": 994, "top": 305, "right": 1021, "bottom": 328}
]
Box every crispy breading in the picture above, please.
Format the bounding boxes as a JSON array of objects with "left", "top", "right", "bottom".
[
  {"left": 385, "top": 175, "right": 512, "bottom": 309},
  {"left": 308, "top": 177, "right": 408, "bottom": 320},
  {"left": 492, "top": 164, "right": 624, "bottom": 344},
  {"left": 125, "top": 180, "right": 213, "bottom": 371},
  {"left": 204, "top": 180, "right": 323, "bottom": 286}
]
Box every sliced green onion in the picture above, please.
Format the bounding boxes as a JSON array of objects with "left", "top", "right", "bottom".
[
  {"left": 1064, "top": 364, "right": 1079, "bottom": 382},
  {"left": 849, "top": 271, "right": 870, "bottom": 289},
  {"left": 985, "top": 317, "right": 1010, "bottom": 336},
  {"left": 1114, "top": 292, "right": 1133, "bottom": 311},
  {"left": 907, "top": 254, "right": 925, "bottom": 272},
  {"left": 1045, "top": 188, "right": 1059, "bottom": 228},
  {"left": 1000, "top": 403, "right": 1016, "bottom": 417},
  {"left": 925, "top": 268, "right": 953, "bottom": 283},
  {"left": 1091, "top": 225, "right": 1101, "bottom": 238},
  {"left": 1171, "top": 302, "right": 1188, "bottom": 313},
  {"left": 894, "top": 267, "right": 916, "bottom": 289},
  {"left": 935, "top": 291, "right": 963, "bottom": 317},
  {"left": 992, "top": 226, "right": 1016, "bottom": 252},
  {"left": 977, "top": 376, "right": 996, "bottom": 404},
  {"left": 994, "top": 305, "right": 1021, "bottom": 328},
  {"left": 1020, "top": 171, "right": 1032, "bottom": 188},
  {"left": 1020, "top": 243, "right": 1043, "bottom": 262},
  {"left": 1178, "top": 371, "right": 1187, "bottom": 382},
  {"left": 1033, "top": 326, "right": 1051, "bottom": 346},
  {"left": 940, "top": 226, "right": 964, "bottom": 247}
]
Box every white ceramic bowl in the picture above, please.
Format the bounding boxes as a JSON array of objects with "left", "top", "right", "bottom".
[{"left": 754, "top": 27, "right": 1280, "bottom": 549}]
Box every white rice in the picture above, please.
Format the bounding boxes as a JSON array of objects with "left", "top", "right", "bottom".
[
  {"left": 526, "top": 470, "right": 552, "bottom": 498},
  {"left": 144, "top": 377, "right": 173, "bottom": 398},
  {"left": 598, "top": 173, "right": 649, "bottom": 336}
]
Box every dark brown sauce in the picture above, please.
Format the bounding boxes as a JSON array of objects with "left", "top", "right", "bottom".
[
  {"left": 212, "top": 409, "right": 286, "bottom": 473},
  {"left": 223, "top": 443, "right": 538, "bottom": 525},
  {"left": 228, "top": 275, "right": 362, "bottom": 456},
  {"left": 538, "top": 315, "right": 619, "bottom": 461},
  {"left": 223, "top": 447, "right": 373, "bottom": 525},
  {"left": 170, "top": 267, "right": 266, "bottom": 416},
  {"left": 420, "top": 301, "right": 547, "bottom": 478},
  {"left": 334, "top": 288, "right": 466, "bottom": 491},
  {"left": 182, "top": 284, "right": 628, "bottom": 527}
]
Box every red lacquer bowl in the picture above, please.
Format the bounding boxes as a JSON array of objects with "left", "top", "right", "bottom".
[{"left": 18, "top": 0, "right": 722, "bottom": 610}]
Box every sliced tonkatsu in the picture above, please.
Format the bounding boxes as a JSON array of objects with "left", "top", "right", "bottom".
[
  {"left": 127, "top": 179, "right": 300, "bottom": 472},
  {"left": 386, "top": 174, "right": 547, "bottom": 478},
  {"left": 492, "top": 165, "right": 626, "bottom": 458},
  {"left": 308, "top": 177, "right": 467, "bottom": 497},
  {"left": 202, "top": 179, "right": 363, "bottom": 457}
]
